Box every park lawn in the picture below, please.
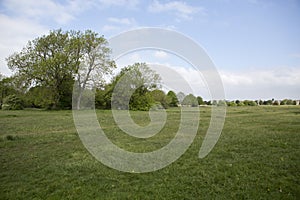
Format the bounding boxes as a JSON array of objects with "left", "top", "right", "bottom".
[{"left": 0, "top": 106, "right": 299, "bottom": 199}]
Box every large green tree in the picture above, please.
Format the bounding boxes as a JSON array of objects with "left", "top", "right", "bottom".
[
  {"left": 7, "top": 29, "right": 77, "bottom": 109},
  {"left": 6, "top": 29, "right": 114, "bottom": 109}
]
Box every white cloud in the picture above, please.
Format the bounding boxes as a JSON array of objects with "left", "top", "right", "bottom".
[
  {"left": 108, "top": 17, "right": 136, "bottom": 25},
  {"left": 102, "top": 25, "right": 120, "bottom": 32},
  {"left": 2, "top": 0, "right": 92, "bottom": 24},
  {"left": 154, "top": 51, "right": 168, "bottom": 59},
  {"left": 174, "top": 66, "right": 300, "bottom": 100},
  {"left": 220, "top": 67, "right": 300, "bottom": 86},
  {"left": 220, "top": 67, "right": 300, "bottom": 100},
  {"left": 102, "top": 17, "right": 137, "bottom": 33},
  {"left": 148, "top": 0, "right": 204, "bottom": 21},
  {"left": 148, "top": 64, "right": 203, "bottom": 95},
  {"left": 127, "top": 53, "right": 143, "bottom": 64},
  {"left": 2, "top": 0, "right": 140, "bottom": 25},
  {"left": 96, "top": 0, "right": 139, "bottom": 9},
  {"left": 0, "top": 14, "right": 49, "bottom": 76}
]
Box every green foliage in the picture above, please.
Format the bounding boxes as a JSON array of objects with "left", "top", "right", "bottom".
[
  {"left": 227, "top": 101, "right": 237, "bottom": 106},
  {"left": 204, "top": 100, "right": 211, "bottom": 105},
  {"left": 280, "top": 99, "right": 294, "bottom": 105},
  {"left": 2, "top": 95, "right": 23, "bottom": 110},
  {"left": 217, "top": 100, "right": 227, "bottom": 106},
  {"left": 196, "top": 96, "right": 204, "bottom": 105},
  {"left": 110, "top": 63, "right": 161, "bottom": 111},
  {"left": 24, "top": 86, "right": 54, "bottom": 108},
  {"left": 129, "top": 89, "right": 154, "bottom": 111},
  {"left": 151, "top": 89, "right": 168, "bottom": 108},
  {"left": 7, "top": 29, "right": 76, "bottom": 109},
  {"left": 7, "top": 29, "right": 114, "bottom": 110},
  {"left": 243, "top": 100, "right": 257, "bottom": 106},
  {"left": 0, "top": 77, "right": 16, "bottom": 106},
  {"left": 3, "top": 30, "right": 299, "bottom": 110},
  {"left": 73, "top": 30, "right": 115, "bottom": 110},
  {"left": 182, "top": 93, "right": 198, "bottom": 107},
  {"left": 0, "top": 75, "right": 26, "bottom": 108},
  {"left": 263, "top": 100, "right": 273, "bottom": 105},
  {"left": 176, "top": 92, "right": 185, "bottom": 104},
  {"left": 167, "top": 91, "right": 179, "bottom": 107},
  {"left": 95, "top": 88, "right": 110, "bottom": 109},
  {"left": 212, "top": 100, "right": 218, "bottom": 106}
]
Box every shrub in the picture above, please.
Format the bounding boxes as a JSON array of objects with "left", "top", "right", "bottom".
[
  {"left": 1, "top": 95, "right": 23, "bottom": 110},
  {"left": 227, "top": 101, "right": 237, "bottom": 106}
]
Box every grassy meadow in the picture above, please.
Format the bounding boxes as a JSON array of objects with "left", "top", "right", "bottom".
[{"left": 0, "top": 106, "right": 299, "bottom": 199}]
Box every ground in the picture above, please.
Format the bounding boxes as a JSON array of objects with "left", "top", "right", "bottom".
[{"left": 0, "top": 106, "right": 299, "bottom": 199}]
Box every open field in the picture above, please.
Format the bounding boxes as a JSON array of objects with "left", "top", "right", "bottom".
[{"left": 0, "top": 106, "right": 299, "bottom": 199}]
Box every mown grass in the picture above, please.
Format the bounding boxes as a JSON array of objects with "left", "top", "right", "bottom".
[{"left": 0, "top": 106, "right": 299, "bottom": 199}]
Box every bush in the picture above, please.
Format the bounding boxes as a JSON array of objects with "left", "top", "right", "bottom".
[
  {"left": 2, "top": 95, "right": 23, "bottom": 110},
  {"left": 227, "top": 101, "right": 237, "bottom": 106}
]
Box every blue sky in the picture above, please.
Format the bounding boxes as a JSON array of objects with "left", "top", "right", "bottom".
[{"left": 0, "top": 0, "right": 299, "bottom": 100}]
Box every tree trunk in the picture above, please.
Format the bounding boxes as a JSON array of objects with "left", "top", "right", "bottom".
[{"left": 76, "top": 87, "right": 82, "bottom": 110}]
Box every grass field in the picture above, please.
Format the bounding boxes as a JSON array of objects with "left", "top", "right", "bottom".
[{"left": 0, "top": 106, "right": 299, "bottom": 199}]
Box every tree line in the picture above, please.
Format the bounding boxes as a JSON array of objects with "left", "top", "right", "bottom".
[{"left": 0, "top": 29, "right": 298, "bottom": 110}]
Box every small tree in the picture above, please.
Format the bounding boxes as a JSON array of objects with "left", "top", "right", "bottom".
[
  {"left": 227, "top": 101, "right": 237, "bottom": 106},
  {"left": 110, "top": 63, "right": 161, "bottom": 111},
  {"left": 182, "top": 94, "right": 198, "bottom": 107},
  {"left": 197, "top": 96, "right": 204, "bottom": 105},
  {"left": 0, "top": 76, "right": 19, "bottom": 107},
  {"left": 176, "top": 92, "right": 185, "bottom": 104},
  {"left": 2, "top": 95, "right": 23, "bottom": 110},
  {"left": 151, "top": 89, "right": 168, "bottom": 108},
  {"left": 273, "top": 100, "right": 280, "bottom": 106},
  {"left": 167, "top": 90, "right": 179, "bottom": 107}
]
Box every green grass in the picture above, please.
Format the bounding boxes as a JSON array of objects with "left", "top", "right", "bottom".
[{"left": 0, "top": 106, "right": 299, "bottom": 199}]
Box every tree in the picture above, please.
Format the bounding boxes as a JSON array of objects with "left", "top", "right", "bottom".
[
  {"left": 243, "top": 100, "right": 257, "bottom": 106},
  {"left": 6, "top": 29, "right": 115, "bottom": 110},
  {"left": 227, "top": 101, "right": 237, "bottom": 106},
  {"left": 263, "top": 100, "right": 273, "bottom": 105},
  {"left": 0, "top": 76, "right": 18, "bottom": 107},
  {"left": 204, "top": 100, "right": 211, "bottom": 105},
  {"left": 23, "top": 86, "right": 54, "bottom": 108},
  {"left": 212, "top": 100, "right": 218, "bottom": 106},
  {"left": 110, "top": 63, "right": 161, "bottom": 110},
  {"left": 286, "top": 99, "right": 294, "bottom": 105},
  {"left": 182, "top": 94, "right": 198, "bottom": 107},
  {"left": 7, "top": 29, "right": 77, "bottom": 109},
  {"left": 2, "top": 95, "right": 23, "bottom": 110},
  {"left": 73, "top": 30, "right": 115, "bottom": 110},
  {"left": 151, "top": 89, "right": 168, "bottom": 108},
  {"left": 176, "top": 92, "right": 185, "bottom": 104},
  {"left": 196, "top": 96, "right": 204, "bottom": 105},
  {"left": 167, "top": 91, "right": 179, "bottom": 107}
]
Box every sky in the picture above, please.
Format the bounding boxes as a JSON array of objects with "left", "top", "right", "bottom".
[{"left": 0, "top": 0, "right": 299, "bottom": 100}]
